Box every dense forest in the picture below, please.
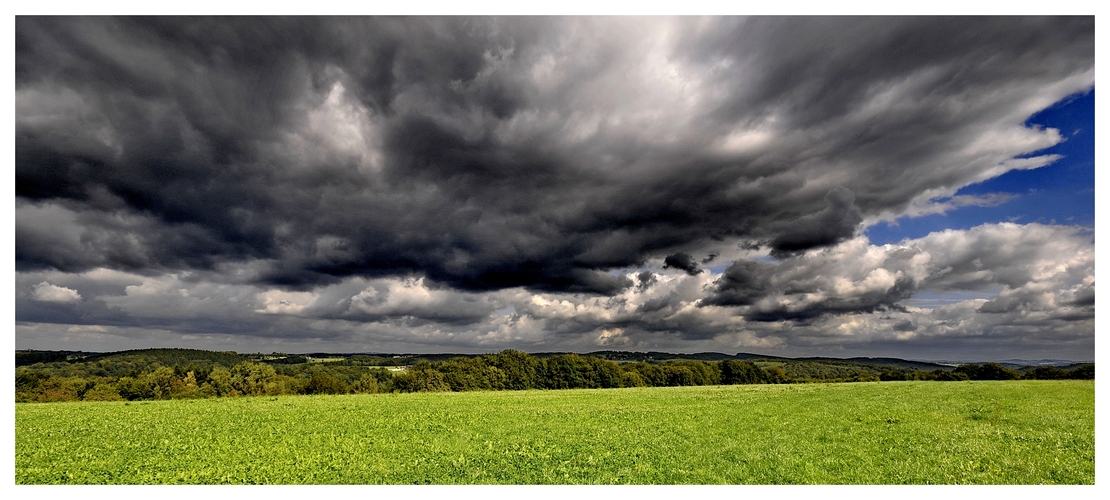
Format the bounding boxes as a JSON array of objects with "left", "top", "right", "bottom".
[{"left": 15, "top": 348, "right": 1094, "bottom": 403}]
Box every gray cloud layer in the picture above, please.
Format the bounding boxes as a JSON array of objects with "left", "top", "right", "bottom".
[
  {"left": 14, "top": 222, "right": 1094, "bottom": 358},
  {"left": 15, "top": 17, "right": 1094, "bottom": 358}
]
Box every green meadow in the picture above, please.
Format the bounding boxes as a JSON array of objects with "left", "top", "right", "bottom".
[{"left": 16, "top": 380, "right": 1093, "bottom": 484}]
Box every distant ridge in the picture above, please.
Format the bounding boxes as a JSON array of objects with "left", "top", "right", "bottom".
[
  {"left": 923, "top": 358, "right": 1088, "bottom": 368},
  {"left": 17, "top": 348, "right": 247, "bottom": 367},
  {"left": 995, "top": 359, "right": 1089, "bottom": 367},
  {"left": 17, "top": 348, "right": 1085, "bottom": 369},
  {"left": 794, "top": 356, "right": 950, "bottom": 371}
]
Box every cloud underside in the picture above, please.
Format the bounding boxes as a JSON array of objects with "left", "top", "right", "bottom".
[
  {"left": 15, "top": 17, "right": 1094, "bottom": 356},
  {"left": 17, "top": 223, "right": 1094, "bottom": 356}
]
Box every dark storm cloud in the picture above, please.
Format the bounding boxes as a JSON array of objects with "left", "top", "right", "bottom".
[
  {"left": 663, "top": 252, "right": 702, "bottom": 275},
  {"left": 16, "top": 16, "right": 1094, "bottom": 301},
  {"left": 768, "top": 187, "right": 863, "bottom": 258},
  {"left": 701, "top": 259, "right": 771, "bottom": 307},
  {"left": 744, "top": 276, "right": 915, "bottom": 323}
]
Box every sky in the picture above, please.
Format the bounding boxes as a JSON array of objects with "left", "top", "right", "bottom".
[{"left": 12, "top": 16, "right": 1096, "bottom": 361}]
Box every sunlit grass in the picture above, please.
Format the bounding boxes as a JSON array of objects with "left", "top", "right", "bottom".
[{"left": 16, "top": 380, "right": 1093, "bottom": 484}]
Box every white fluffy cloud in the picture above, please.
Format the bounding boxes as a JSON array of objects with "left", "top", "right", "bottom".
[{"left": 31, "top": 282, "right": 82, "bottom": 303}]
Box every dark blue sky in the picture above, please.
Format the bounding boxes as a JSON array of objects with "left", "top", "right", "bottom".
[{"left": 865, "top": 89, "right": 1094, "bottom": 245}]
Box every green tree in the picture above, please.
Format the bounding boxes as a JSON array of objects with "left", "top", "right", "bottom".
[
  {"left": 1025, "top": 366, "right": 1069, "bottom": 380},
  {"left": 720, "top": 360, "right": 771, "bottom": 384},
  {"left": 352, "top": 373, "right": 380, "bottom": 394},
  {"left": 1069, "top": 363, "right": 1094, "bottom": 379},
  {"left": 849, "top": 372, "right": 880, "bottom": 382},
  {"left": 543, "top": 354, "right": 593, "bottom": 389},
  {"left": 762, "top": 365, "right": 788, "bottom": 384},
  {"left": 879, "top": 369, "right": 911, "bottom": 381},
  {"left": 663, "top": 365, "right": 696, "bottom": 386},
  {"left": 955, "top": 363, "right": 1021, "bottom": 380},
  {"left": 665, "top": 360, "right": 720, "bottom": 386},
  {"left": 230, "top": 362, "right": 277, "bottom": 396},
  {"left": 623, "top": 362, "right": 665, "bottom": 386},
  {"left": 305, "top": 373, "right": 349, "bottom": 394},
  {"left": 83, "top": 383, "right": 125, "bottom": 401},
  {"left": 620, "top": 370, "right": 646, "bottom": 387},
  {"left": 920, "top": 369, "right": 968, "bottom": 381},
  {"left": 437, "top": 357, "right": 505, "bottom": 391},
  {"left": 543, "top": 354, "right": 623, "bottom": 389},
  {"left": 392, "top": 362, "right": 450, "bottom": 392},
  {"left": 486, "top": 350, "right": 544, "bottom": 390},
  {"left": 206, "top": 366, "right": 235, "bottom": 396},
  {"left": 141, "top": 366, "right": 179, "bottom": 399},
  {"left": 27, "top": 376, "right": 88, "bottom": 402}
]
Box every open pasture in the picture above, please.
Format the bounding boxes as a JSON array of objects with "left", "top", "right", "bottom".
[{"left": 16, "top": 380, "right": 1093, "bottom": 484}]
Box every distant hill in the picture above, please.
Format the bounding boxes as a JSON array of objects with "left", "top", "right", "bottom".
[
  {"left": 995, "top": 358, "right": 1089, "bottom": 368},
  {"left": 82, "top": 348, "right": 249, "bottom": 367},
  {"left": 17, "top": 348, "right": 1083, "bottom": 372},
  {"left": 16, "top": 350, "right": 95, "bottom": 366},
  {"left": 796, "top": 356, "right": 949, "bottom": 371}
]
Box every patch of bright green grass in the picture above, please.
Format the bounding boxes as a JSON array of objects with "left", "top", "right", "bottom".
[{"left": 16, "top": 380, "right": 1093, "bottom": 484}]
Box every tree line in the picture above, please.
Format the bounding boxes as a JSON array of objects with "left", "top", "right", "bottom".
[{"left": 15, "top": 349, "right": 1094, "bottom": 403}]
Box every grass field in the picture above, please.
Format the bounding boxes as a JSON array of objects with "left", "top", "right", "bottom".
[{"left": 15, "top": 380, "right": 1093, "bottom": 484}]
